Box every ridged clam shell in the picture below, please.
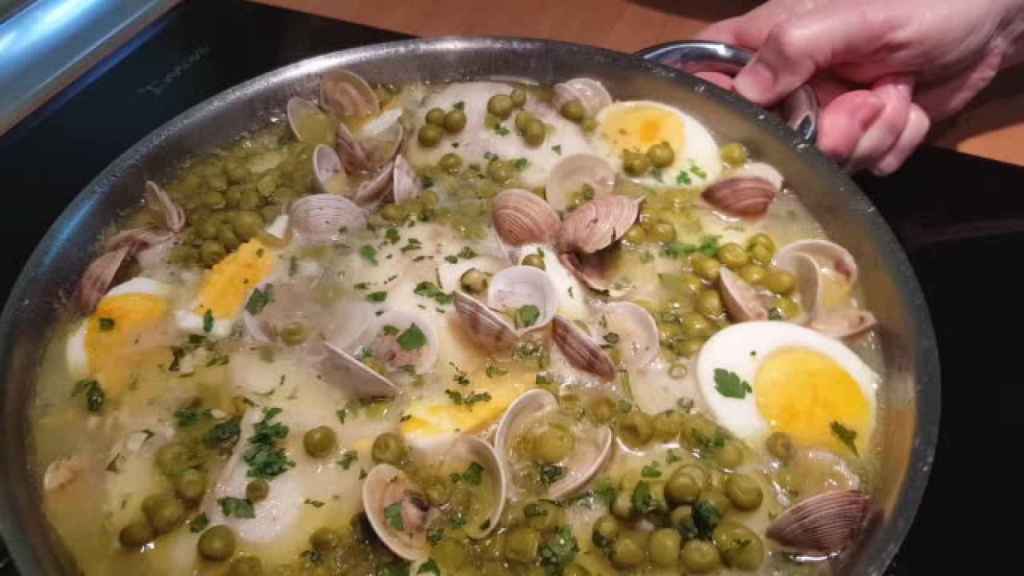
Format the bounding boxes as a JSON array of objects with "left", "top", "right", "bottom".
[
  {"left": 552, "top": 316, "right": 616, "bottom": 381},
  {"left": 77, "top": 246, "right": 130, "bottom": 312},
  {"left": 719, "top": 267, "right": 769, "bottom": 322},
  {"left": 492, "top": 189, "right": 560, "bottom": 246},
  {"left": 558, "top": 195, "right": 641, "bottom": 254},
  {"left": 289, "top": 193, "right": 367, "bottom": 245},
  {"left": 545, "top": 154, "right": 616, "bottom": 212},
  {"left": 144, "top": 180, "right": 185, "bottom": 232},
  {"left": 766, "top": 490, "right": 873, "bottom": 555},
  {"left": 552, "top": 77, "right": 612, "bottom": 118},
  {"left": 320, "top": 69, "right": 380, "bottom": 117}
]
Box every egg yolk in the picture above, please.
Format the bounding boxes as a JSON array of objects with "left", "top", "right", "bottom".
[
  {"left": 755, "top": 347, "right": 871, "bottom": 454},
  {"left": 600, "top": 104, "right": 686, "bottom": 156},
  {"left": 195, "top": 239, "right": 275, "bottom": 319},
  {"left": 85, "top": 293, "right": 170, "bottom": 395}
]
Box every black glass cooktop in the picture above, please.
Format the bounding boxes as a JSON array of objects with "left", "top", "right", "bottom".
[{"left": 1, "top": 0, "right": 1018, "bottom": 573}]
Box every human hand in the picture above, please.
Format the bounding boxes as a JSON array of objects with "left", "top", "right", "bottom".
[{"left": 695, "top": 0, "right": 1024, "bottom": 174}]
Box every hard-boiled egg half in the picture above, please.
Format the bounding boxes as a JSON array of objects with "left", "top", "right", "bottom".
[
  {"left": 595, "top": 100, "right": 722, "bottom": 187},
  {"left": 696, "top": 322, "right": 878, "bottom": 456},
  {"left": 175, "top": 238, "right": 276, "bottom": 338},
  {"left": 67, "top": 277, "right": 173, "bottom": 393}
]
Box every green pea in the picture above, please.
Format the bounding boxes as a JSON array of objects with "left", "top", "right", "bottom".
[
  {"left": 310, "top": 526, "right": 340, "bottom": 551},
  {"left": 444, "top": 109, "right": 467, "bottom": 134},
  {"left": 698, "top": 491, "right": 732, "bottom": 519},
  {"left": 562, "top": 565, "right": 590, "bottom": 576},
  {"left": 680, "top": 415, "right": 719, "bottom": 450},
  {"left": 676, "top": 272, "right": 705, "bottom": 296},
  {"left": 670, "top": 505, "right": 696, "bottom": 535},
  {"left": 672, "top": 338, "right": 704, "bottom": 357},
  {"left": 713, "top": 522, "right": 765, "bottom": 570},
  {"left": 232, "top": 210, "right": 264, "bottom": 240},
  {"left": 521, "top": 253, "right": 545, "bottom": 270},
  {"left": 652, "top": 410, "right": 686, "bottom": 441},
  {"left": 425, "top": 478, "right": 450, "bottom": 506},
  {"left": 697, "top": 290, "right": 724, "bottom": 317},
  {"left": 592, "top": 515, "right": 620, "bottom": 548},
  {"left": 747, "top": 233, "right": 775, "bottom": 255},
  {"left": 738, "top": 264, "right": 767, "bottom": 285},
  {"left": 202, "top": 190, "right": 226, "bottom": 209},
  {"left": 280, "top": 322, "right": 308, "bottom": 346},
  {"left": 666, "top": 468, "right": 702, "bottom": 505},
  {"left": 766, "top": 432, "right": 794, "bottom": 462},
  {"left": 119, "top": 520, "right": 155, "bottom": 548},
  {"left": 303, "top": 426, "right": 336, "bottom": 458},
  {"left": 200, "top": 240, "right": 227, "bottom": 267},
  {"left": 439, "top": 152, "right": 463, "bottom": 174},
  {"left": 523, "top": 118, "right": 546, "bottom": 147},
  {"left": 487, "top": 160, "right": 512, "bottom": 183},
  {"left": 691, "top": 254, "right": 721, "bottom": 281},
  {"left": 460, "top": 268, "right": 489, "bottom": 294},
  {"left": 142, "top": 493, "right": 185, "bottom": 534},
  {"left": 504, "top": 527, "right": 540, "bottom": 562},
  {"left": 175, "top": 469, "right": 207, "bottom": 503},
  {"left": 260, "top": 205, "right": 281, "bottom": 223},
  {"left": 582, "top": 118, "right": 598, "bottom": 133},
  {"left": 714, "top": 441, "right": 744, "bottom": 469},
  {"left": 426, "top": 108, "right": 446, "bottom": 126},
  {"left": 720, "top": 143, "right": 749, "bottom": 167},
  {"left": 531, "top": 425, "right": 575, "bottom": 464},
  {"left": 380, "top": 203, "right": 406, "bottom": 222},
  {"left": 560, "top": 99, "right": 585, "bottom": 123},
  {"left": 624, "top": 226, "right": 647, "bottom": 244},
  {"left": 198, "top": 525, "right": 236, "bottom": 561},
  {"left": 418, "top": 124, "right": 443, "bottom": 147},
  {"left": 487, "top": 94, "right": 515, "bottom": 119},
  {"left": 611, "top": 531, "right": 648, "bottom": 568},
  {"left": 227, "top": 556, "right": 263, "bottom": 576},
  {"left": 617, "top": 410, "right": 653, "bottom": 449},
  {"left": 717, "top": 242, "right": 750, "bottom": 269},
  {"left": 515, "top": 111, "right": 534, "bottom": 132},
  {"left": 155, "top": 442, "right": 201, "bottom": 476},
  {"left": 764, "top": 268, "right": 796, "bottom": 295},
  {"left": 647, "top": 142, "right": 675, "bottom": 169},
  {"left": 611, "top": 490, "right": 634, "bottom": 520},
  {"left": 197, "top": 219, "right": 219, "bottom": 241},
  {"left": 649, "top": 528, "right": 682, "bottom": 567},
  {"left": 218, "top": 227, "right": 240, "bottom": 251},
  {"left": 773, "top": 296, "right": 801, "bottom": 319},
  {"left": 525, "top": 500, "right": 563, "bottom": 531},
  {"left": 421, "top": 189, "right": 439, "bottom": 209},
  {"left": 372, "top": 432, "right": 407, "bottom": 465},
  {"left": 681, "top": 539, "right": 722, "bottom": 573},
  {"left": 224, "top": 187, "right": 242, "bottom": 209},
  {"left": 433, "top": 538, "right": 470, "bottom": 570},
  {"left": 725, "top": 474, "right": 763, "bottom": 510},
  {"left": 239, "top": 188, "right": 262, "bottom": 211},
  {"left": 680, "top": 312, "right": 713, "bottom": 339},
  {"left": 623, "top": 151, "right": 651, "bottom": 176},
  {"left": 588, "top": 396, "right": 617, "bottom": 424},
  {"left": 511, "top": 88, "right": 527, "bottom": 108},
  {"left": 650, "top": 221, "right": 677, "bottom": 243},
  {"left": 749, "top": 243, "right": 773, "bottom": 265},
  {"left": 246, "top": 479, "right": 269, "bottom": 503}
]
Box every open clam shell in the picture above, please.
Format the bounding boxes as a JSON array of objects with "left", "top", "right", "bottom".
[
  {"left": 558, "top": 195, "right": 641, "bottom": 254},
  {"left": 392, "top": 155, "right": 422, "bottom": 204},
  {"left": 810, "top": 309, "right": 878, "bottom": 339},
  {"left": 143, "top": 180, "right": 186, "bottom": 232},
  {"left": 552, "top": 316, "right": 617, "bottom": 381},
  {"left": 352, "top": 160, "right": 396, "bottom": 208},
  {"left": 766, "top": 490, "right": 874, "bottom": 556},
  {"left": 320, "top": 342, "right": 400, "bottom": 398},
  {"left": 77, "top": 246, "right": 130, "bottom": 312},
  {"left": 492, "top": 189, "right": 561, "bottom": 247},
  {"left": 313, "top": 144, "right": 348, "bottom": 195},
  {"left": 545, "top": 154, "right": 616, "bottom": 212},
  {"left": 336, "top": 122, "right": 372, "bottom": 174},
  {"left": 286, "top": 96, "right": 328, "bottom": 143},
  {"left": 552, "top": 78, "right": 612, "bottom": 118},
  {"left": 495, "top": 389, "right": 614, "bottom": 500},
  {"left": 774, "top": 239, "right": 858, "bottom": 286},
  {"left": 441, "top": 435, "right": 508, "bottom": 539},
  {"left": 320, "top": 69, "right": 380, "bottom": 118},
  {"left": 289, "top": 193, "right": 367, "bottom": 245},
  {"left": 702, "top": 162, "right": 783, "bottom": 218},
  {"left": 559, "top": 250, "right": 627, "bottom": 297},
  {"left": 454, "top": 291, "right": 519, "bottom": 351},
  {"left": 361, "top": 309, "right": 440, "bottom": 375},
  {"left": 486, "top": 265, "right": 558, "bottom": 333},
  {"left": 362, "top": 464, "right": 433, "bottom": 561},
  {"left": 719, "top": 267, "right": 769, "bottom": 322},
  {"left": 364, "top": 116, "right": 406, "bottom": 169},
  {"left": 601, "top": 301, "right": 660, "bottom": 370}
]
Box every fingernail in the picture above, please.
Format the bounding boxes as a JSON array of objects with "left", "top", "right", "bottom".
[{"left": 734, "top": 60, "right": 776, "bottom": 104}]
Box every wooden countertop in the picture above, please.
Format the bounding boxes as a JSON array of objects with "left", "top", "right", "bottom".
[{"left": 254, "top": 0, "right": 1024, "bottom": 167}]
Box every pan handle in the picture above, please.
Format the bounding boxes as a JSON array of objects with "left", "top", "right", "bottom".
[{"left": 636, "top": 41, "right": 819, "bottom": 146}]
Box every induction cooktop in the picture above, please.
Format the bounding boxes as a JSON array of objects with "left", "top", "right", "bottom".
[{"left": 1, "top": 0, "right": 1018, "bottom": 573}]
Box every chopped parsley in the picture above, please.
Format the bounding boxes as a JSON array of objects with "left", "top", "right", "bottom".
[
  {"left": 385, "top": 227, "right": 401, "bottom": 244},
  {"left": 205, "top": 417, "right": 241, "bottom": 450},
  {"left": 694, "top": 499, "right": 722, "bottom": 537},
  {"left": 304, "top": 499, "right": 325, "bottom": 508},
  {"left": 632, "top": 481, "right": 659, "bottom": 514},
  {"left": 641, "top": 462, "right": 663, "bottom": 478},
  {"left": 384, "top": 502, "right": 405, "bottom": 530},
  {"left": 514, "top": 304, "right": 541, "bottom": 329},
  {"left": 401, "top": 238, "right": 423, "bottom": 253},
  {"left": 72, "top": 379, "right": 105, "bottom": 413},
  {"left": 513, "top": 158, "right": 529, "bottom": 170},
  {"left": 494, "top": 125, "right": 510, "bottom": 136},
  {"left": 397, "top": 323, "right": 427, "bottom": 351},
  {"left": 359, "top": 245, "right": 379, "bottom": 265},
  {"left": 538, "top": 464, "right": 566, "bottom": 486},
  {"left": 367, "top": 291, "right": 388, "bottom": 303},
  {"left": 676, "top": 170, "right": 692, "bottom": 186},
  {"left": 524, "top": 502, "right": 550, "bottom": 518},
  {"left": 831, "top": 421, "right": 860, "bottom": 456},
  {"left": 218, "top": 497, "right": 255, "bottom": 519},
  {"left": 188, "top": 514, "right": 209, "bottom": 533},
  {"left": 458, "top": 462, "right": 484, "bottom": 486},
  {"left": 666, "top": 449, "right": 682, "bottom": 464},
  {"left": 453, "top": 101, "right": 465, "bottom": 111},
  {"left": 428, "top": 529, "right": 445, "bottom": 544},
  {"left": 714, "top": 368, "right": 752, "bottom": 399},
  {"left": 451, "top": 363, "right": 470, "bottom": 386},
  {"left": 245, "top": 284, "right": 274, "bottom": 314},
  {"left": 445, "top": 389, "right": 492, "bottom": 409},
  {"left": 552, "top": 144, "right": 562, "bottom": 155},
  {"left": 414, "top": 281, "right": 453, "bottom": 305},
  {"left": 98, "top": 317, "right": 115, "bottom": 331},
  {"left": 243, "top": 408, "right": 294, "bottom": 479},
  {"left": 690, "top": 161, "right": 708, "bottom": 179},
  {"left": 485, "top": 364, "right": 508, "bottom": 378},
  {"left": 174, "top": 405, "right": 211, "bottom": 427},
  {"left": 539, "top": 526, "right": 579, "bottom": 575},
  {"left": 202, "top": 309, "right": 214, "bottom": 333},
  {"left": 337, "top": 450, "right": 358, "bottom": 470},
  {"left": 417, "top": 559, "right": 441, "bottom": 576}
]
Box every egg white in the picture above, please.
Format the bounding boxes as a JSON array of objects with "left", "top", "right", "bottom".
[{"left": 695, "top": 321, "right": 879, "bottom": 443}]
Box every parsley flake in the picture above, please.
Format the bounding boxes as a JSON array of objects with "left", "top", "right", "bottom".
[
  {"left": 831, "top": 421, "right": 860, "bottom": 456},
  {"left": 714, "top": 368, "right": 752, "bottom": 399}
]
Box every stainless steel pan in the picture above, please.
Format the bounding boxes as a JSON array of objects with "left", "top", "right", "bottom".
[{"left": 0, "top": 37, "right": 939, "bottom": 575}]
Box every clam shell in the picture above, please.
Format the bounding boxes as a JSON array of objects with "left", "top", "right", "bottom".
[
  {"left": 77, "top": 246, "right": 130, "bottom": 312},
  {"left": 552, "top": 78, "right": 612, "bottom": 118},
  {"left": 144, "top": 180, "right": 186, "bottom": 232},
  {"left": 810, "top": 309, "right": 878, "bottom": 339},
  {"left": 320, "top": 69, "right": 380, "bottom": 118},
  {"left": 545, "top": 154, "right": 616, "bottom": 212},
  {"left": 364, "top": 118, "right": 406, "bottom": 169},
  {"left": 286, "top": 96, "right": 326, "bottom": 143},
  {"left": 559, "top": 250, "right": 626, "bottom": 296},
  {"left": 774, "top": 239, "right": 858, "bottom": 286},
  {"left": 766, "top": 490, "right": 873, "bottom": 555},
  {"left": 352, "top": 160, "right": 396, "bottom": 208},
  {"left": 719, "top": 267, "right": 769, "bottom": 322},
  {"left": 602, "top": 301, "right": 660, "bottom": 369},
  {"left": 362, "top": 464, "right": 432, "bottom": 561},
  {"left": 360, "top": 309, "right": 440, "bottom": 375},
  {"left": 289, "top": 194, "right": 367, "bottom": 245},
  {"left": 442, "top": 435, "right": 508, "bottom": 539},
  {"left": 320, "top": 342, "right": 400, "bottom": 398},
  {"left": 453, "top": 291, "right": 519, "bottom": 351},
  {"left": 486, "top": 265, "right": 558, "bottom": 333},
  {"left": 492, "top": 189, "right": 561, "bottom": 246},
  {"left": 313, "top": 144, "right": 348, "bottom": 195},
  {"left": 103, "top": 227, "right": 175, "bottom": 254},
  {"left": 703, "top": 176, "right": 776, "bottom": 217},
  {"left": 774, "top": 241, "right": 874, "bottom": 337},
  {"left": 495, "top": 389, "right": 614, "bottom": 500},
  {"left": 552, "top": 316, "right": 616, "bottom": 381},
  {"left": 336, "top": 122, "right": 372, "bottom": 174},
  {"left": 392, "top": 155, "right": 422, "bottom": 204},
  {"left": 558, "top": 195, "right": 642, "bottom": 254}
]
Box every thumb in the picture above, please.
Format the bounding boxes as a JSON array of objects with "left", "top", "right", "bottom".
[{"left": 734, "top": 5, "right": 892, "bottom": 106}]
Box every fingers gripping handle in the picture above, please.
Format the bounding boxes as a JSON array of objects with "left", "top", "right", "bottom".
[{"left": 636, "top": 41, "right": 819, "bottom": 146}]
